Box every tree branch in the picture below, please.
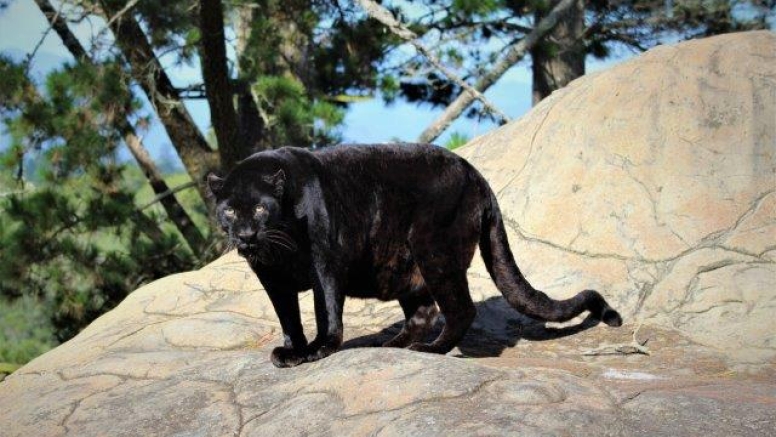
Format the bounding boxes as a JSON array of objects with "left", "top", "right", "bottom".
[
  {"left": 122, "top": 132, "right": 207, "bottom": 253},
  {"left": 354, "top": 0, "right": 510, "bottom": 130},
  {"left": 26, "top": 0, "right": 62, "bottom": 73},
  {"left": 138, "top": 181, "right": 197, "bottom": 210},
  {"left": 104, "top": 0, "right": 140, "bottom": 29},
  {"left": 416, "top": 0, "right": 578, "bottom": 144}
]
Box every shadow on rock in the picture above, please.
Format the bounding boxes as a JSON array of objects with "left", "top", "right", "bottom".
[{"left": 342, "top": 296, "right": 605, "bottom": 358}]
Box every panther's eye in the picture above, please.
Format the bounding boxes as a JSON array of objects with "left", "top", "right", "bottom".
[
  {"left": 254, "top": 204, "right": 266, "bottom": 215},
  {"left": 223, "top": 207, "right": 236, "bottom": 219}
]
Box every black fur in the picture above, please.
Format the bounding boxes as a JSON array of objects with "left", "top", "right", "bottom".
[{"left": 207, "top": 144, "right": 622, "bottom": 368}]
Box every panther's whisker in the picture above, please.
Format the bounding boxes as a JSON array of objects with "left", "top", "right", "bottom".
[
  {"left": 267, "top": 237, "right": 297, "bottom": 252},
  {"left": 265, "top": 237, "right": 295, "bottom": 252}
]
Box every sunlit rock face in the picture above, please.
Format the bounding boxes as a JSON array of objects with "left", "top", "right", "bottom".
[{"left": 459, "top": 30, "right": 776, "bottom": 365}]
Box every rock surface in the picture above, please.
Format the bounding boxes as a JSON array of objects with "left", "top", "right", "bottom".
[
  {"left": 459, "top": 30, "right": 776, "bottom": 368},
  {"left": 1, "top": 32, "right": 775, "bottom": 436}
]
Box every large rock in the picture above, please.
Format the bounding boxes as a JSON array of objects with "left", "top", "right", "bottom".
[
  {"left": 1, "top": 32, "right": 774, "bottom": 436},
  {"left": 459, "top": 30, "right": 776, "bottom": 367}
]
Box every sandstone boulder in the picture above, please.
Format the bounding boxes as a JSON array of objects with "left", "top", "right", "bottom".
[
  {"left": 459, "top": 29, "right": 776, "bottom": 367},
  {"left": 1, "top": 31, "right": 774, "bottom": 436}
]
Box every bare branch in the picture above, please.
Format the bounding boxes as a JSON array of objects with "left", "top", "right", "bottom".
[
  {"left": 176, "top": 82, "right": 207, "bottom": 99},
  {"left": 27, "top": 0, "right": 67, "bottom": 72},
  {"left": 582, "top": 322, "right": 651, "bottom": 356},
  {"left": 417, "top": 0, "right": 579, "bottom": 144},
  {"left": 87, "top": 0, "right": 141, "bottom": 50},
  {"left": 139, "top": 181, "right": 197, "bottom": 210},
  {"left": 104, "top": 0, "right": 140, "bottom": 28},
  {"left": 354, "top": 0, "right": 510, "bottom": 128}
]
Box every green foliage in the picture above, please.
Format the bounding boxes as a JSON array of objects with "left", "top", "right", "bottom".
[
  {"left": 231, "top": 0, "right": 400, "bottom": 147},
  {"left": 0, "top": 179, "right": 196, "bottom": 341},
  {"left": 0, "top": 362, "right": 22, "bottom": 376},
  {"left": 253, "top": 76, "right": 344, "bottom": 147},
  {"left": 0, "top": 296, "right": 56, "bottom": 365},
  {"left": 1, "top": 59, "right": 136, "bottom": 181},
  {"left": 444, "top": 132, "right": 471, "bottom": 150},
  {"left": 586, "top": 0, "right": 774, "bottom": 52},
  {"left": 312, "top": 10, "right": 402, "bottom": 97},
  {"left": 0, "top": 55, "right": 34, "bottom": 110},
  {"left": 378, "top": 75, "right": 401, "bottom": 104},
  {"left": 451, "top": 0, "right": 501, "bottom": 16}
]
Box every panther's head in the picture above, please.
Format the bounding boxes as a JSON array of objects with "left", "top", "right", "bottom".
[{"left": 207, "top": 157, "right": 297, "bottom": 262}]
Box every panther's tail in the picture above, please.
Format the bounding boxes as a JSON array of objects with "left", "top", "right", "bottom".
[{"left": 478, "top": 188, "right": 623, "bottom": 327}]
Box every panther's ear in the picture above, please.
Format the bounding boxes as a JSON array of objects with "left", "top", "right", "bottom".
[
  {"left": 263, "top": 169, "right": 285, "bottom": 198},
  {"left": 206, "top": 173, "right": 225, "bottom": 197}
]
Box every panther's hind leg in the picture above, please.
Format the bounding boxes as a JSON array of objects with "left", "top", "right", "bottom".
[
  {"left": 404, "top": 175, "right": 482, "bottom": 354},
  {"left": 405, "top": 269, "right": 476, "bottom": 354},
  {"left": 382, "top": 292, "right": 438, "bottom": 348},
  {"left": 406, "top": 229, "right": 479, "bottom": 354}
]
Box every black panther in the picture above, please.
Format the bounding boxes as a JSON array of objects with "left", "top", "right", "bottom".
[{"left": 207, "top": 143, "right": 622, "bottom": 367}]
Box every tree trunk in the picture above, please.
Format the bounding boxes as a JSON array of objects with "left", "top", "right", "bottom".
[
  {"left": 97, "top": 1, "right": 218, "bottom": 205},
  {"left": 234, "top": 4, "right": 270, "bottom": 152},
  {"left": 531, "top": 0, "right": 586, "bottom": 105},
  {"left": 199, "top": 0, "right": 245, "bottom": 170}
]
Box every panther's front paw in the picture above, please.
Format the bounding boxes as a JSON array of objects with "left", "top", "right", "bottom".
[{"left": 270, "top": 346, "right": 306, "bottom": 368}]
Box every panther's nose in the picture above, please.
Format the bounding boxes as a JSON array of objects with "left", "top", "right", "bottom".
[{"left": 237, "top": 230, "right": 257, "bottom": 246}]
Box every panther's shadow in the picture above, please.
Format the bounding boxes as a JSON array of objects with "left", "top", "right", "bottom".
[{"left": 341, "top": 296, "right": 602, "bottom": 358}]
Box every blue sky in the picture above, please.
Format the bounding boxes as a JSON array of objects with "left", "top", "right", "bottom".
[{"left": 0, "top": 0, "right": 627, "bottom": 168}]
